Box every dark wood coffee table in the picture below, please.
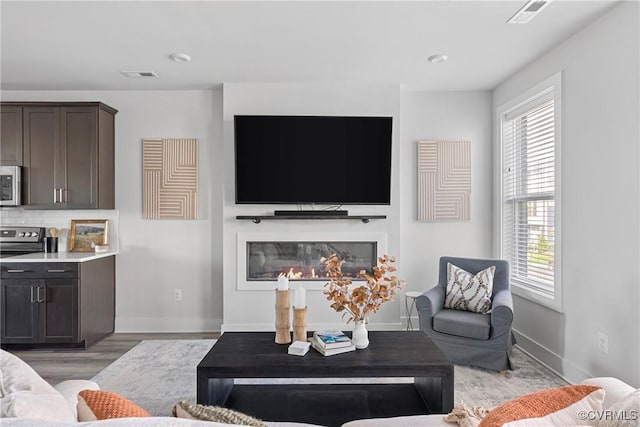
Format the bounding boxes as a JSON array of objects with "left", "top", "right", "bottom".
[{"left": 197, "top": 331, "right": 453, "bottom": 427}]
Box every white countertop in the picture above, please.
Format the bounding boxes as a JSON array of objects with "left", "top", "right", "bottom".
[{"left": 0, "top": 251, "right": 118, "bottom": 263}]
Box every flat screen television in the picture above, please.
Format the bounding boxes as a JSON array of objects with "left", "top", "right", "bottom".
[{"left": 234, "top": 115, "right": 392, "bottom": 205}]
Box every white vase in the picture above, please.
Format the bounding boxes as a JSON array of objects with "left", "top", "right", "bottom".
[{"left": 352, "top": 320, "right": 369, "bottom": 349}]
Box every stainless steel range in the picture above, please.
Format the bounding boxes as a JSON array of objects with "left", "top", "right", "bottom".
[{"left": 0, "top": 226, "right": 45, "bottom": 258}]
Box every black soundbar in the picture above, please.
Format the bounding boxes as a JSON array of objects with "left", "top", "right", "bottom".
[{"left": 274, "top": 210, "right": 349, "bottom": 217}]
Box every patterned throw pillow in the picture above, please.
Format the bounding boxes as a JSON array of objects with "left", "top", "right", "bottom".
[
  {"left": 173, "top": 400, "right": 267, "bottom": 426},
  {"left": 478, "top": 385, "right": 605, "bottom": 427},
  {"left": 444, "top": 263, "right": 495, "bottom": 314},
  {"left": 77, "top": 389, "right": 150, "bottom": 420}
]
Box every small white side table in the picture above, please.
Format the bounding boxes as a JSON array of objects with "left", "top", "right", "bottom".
[{"left": 405, "top": 291, "right": 422, "bottom": 331}]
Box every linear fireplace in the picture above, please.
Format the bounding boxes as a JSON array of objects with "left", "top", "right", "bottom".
[
  {"left": 248, "top": 241, "right": 376, "bottom": 281},
  {"left": 237, "top": 233, "right": 387, "bottom": 290}
]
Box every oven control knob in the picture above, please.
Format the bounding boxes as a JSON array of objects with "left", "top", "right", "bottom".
[
  {"left": 31, "top": 233, "right": 38, "bottom": 238},
  {"left": 25, "top": 232, "right": 32, "bottom": 237},
  {"left": 18, "top": 232, "right": 25, "bottom": 237}
]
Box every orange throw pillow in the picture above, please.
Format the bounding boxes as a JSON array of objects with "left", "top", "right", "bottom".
[
  {"left": 479, "top": 385, "right": 604, "bottom": 427},
  {"left": 77, "top": 390, "right": 150, "bottom": 420}
]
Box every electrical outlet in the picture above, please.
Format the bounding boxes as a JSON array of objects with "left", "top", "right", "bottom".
[
  {"left": 173, "top": 289, "right": 183, "bottom": 301},
  {"left": 598, "top": 332, "right": 608, "bottom": 354}
]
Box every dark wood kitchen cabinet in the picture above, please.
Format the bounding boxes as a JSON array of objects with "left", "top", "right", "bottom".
[
  {"left": 0, "top": 256, "right": 115, "bottom": 348},
  {"left": 0, "top": 102, "right": 117, "bottom": 209},
  {"left": 0, "top": 106, "right": 23, "bottom": 166},
  {"left": 1, "top": 279, "right": 40, "bottom": 342},
  {"left": 1, "top": 278, "right": 78, "bottom": 344}
]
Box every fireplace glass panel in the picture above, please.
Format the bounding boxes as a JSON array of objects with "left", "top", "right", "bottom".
[{"left": 247, "top": 241, "right": 377, "bottom": 281}]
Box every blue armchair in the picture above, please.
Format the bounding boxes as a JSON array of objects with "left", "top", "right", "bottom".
[{"left": 416, "top": 256, "right": 516, "bottom": 371}]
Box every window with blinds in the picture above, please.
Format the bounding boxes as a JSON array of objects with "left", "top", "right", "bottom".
[{"left": 502, "top": 91, "right": 557, "bottom": 295}]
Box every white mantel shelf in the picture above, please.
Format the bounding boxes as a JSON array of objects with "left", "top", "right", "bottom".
[{"left": 0, "top": 251, "right": 118, "bottom": 263}]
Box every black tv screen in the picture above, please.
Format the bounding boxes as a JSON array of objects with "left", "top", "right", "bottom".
[{"left": 235, "top": 115, "right": 392, "bottom": 205}]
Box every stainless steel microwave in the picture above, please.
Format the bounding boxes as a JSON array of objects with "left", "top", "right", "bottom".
[{"left": 0, "top": 166, "right": 21, "bottom": 206}]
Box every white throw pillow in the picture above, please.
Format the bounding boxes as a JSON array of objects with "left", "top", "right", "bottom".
[
  {"left": 444, "top": 263, "right": 495, "bottom": 314},
  {"left": 0, "top": 350, "right": 59, "bottom": 396},
  {"left": 598, "top": 389, "right": 640, "bottom": 427},
  {"left": 55, "top": 379, "right": 100, "bottom": 420},
  {"left": 0, "top": 350, "right": 75, "bottom": 422}
]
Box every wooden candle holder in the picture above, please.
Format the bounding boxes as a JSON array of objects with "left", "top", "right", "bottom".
[
  {"left": 292, "top": 307, "right": 308, "bottom": 342},
  {"left": 275, "top": 289, "right": 291, "bottom": 344}
]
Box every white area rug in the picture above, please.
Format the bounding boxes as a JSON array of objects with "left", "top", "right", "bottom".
[{"left": 91, "top": 339, "right": 568, "bottom": 417}]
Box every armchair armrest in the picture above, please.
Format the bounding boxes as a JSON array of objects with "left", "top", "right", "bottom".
[
  {"left": 415, "top": 286, "right": 444, "bottom": 319},
  {"left": 490, "top": 289, "right": 514, "bottom": 336}
]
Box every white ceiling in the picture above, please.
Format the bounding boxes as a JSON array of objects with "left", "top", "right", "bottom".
[{"left": 0, "top": 1, "right": 619, "bottom": 91}]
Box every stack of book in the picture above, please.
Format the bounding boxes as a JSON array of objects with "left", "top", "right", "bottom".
[
  {"left": 310, "top": 330, "right": 356, "bottom": 356},
  {"left": 288, "top": 340, "right": 311, "bottom": 356}
]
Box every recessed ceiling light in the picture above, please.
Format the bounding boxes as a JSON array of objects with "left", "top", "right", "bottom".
[
  {"left": 508, "top": 0, "right": 552, "bottom": 24},
  {"left": 427, "top": 54, "right": 448, "bottom": 64},
  {"left": 120, "top": 71, "right": 159, "bottom": 78},
  {"left": 170, "top": 53, "right": 192, "bottom": 63}
]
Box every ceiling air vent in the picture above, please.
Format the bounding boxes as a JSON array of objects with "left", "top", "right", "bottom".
[
  {"left": 120, "top": 71, "right": 159, "bottom": 78},
  {"left": 507, "top": 0, "right": 552, "bottom": 24}
]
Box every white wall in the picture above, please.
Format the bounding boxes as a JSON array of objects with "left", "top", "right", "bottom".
[
  {"left": 399, "top": 91, "right": 494, "bottom": 303},
  {"left": 2, "top": 86, "right": 496, "bottom": 334},
  {"left": 493, "top": 2, "right": 640, "bottom": 387},
  {"left": 2, "top": 90, "right": 225, "bottom": 332},
  {"left": 221, "top": 83, "right": 403, "bottom": 331}
]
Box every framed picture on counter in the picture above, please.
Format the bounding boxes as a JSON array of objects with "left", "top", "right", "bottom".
[{"left": 69, "top": 219, "right": 109, "bottom": 252}]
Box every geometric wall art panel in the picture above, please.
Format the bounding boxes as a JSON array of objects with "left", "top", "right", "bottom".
[
  {"left": 417, "top": 140, "right": 470, "bottom": 221},
  {"left": 143, "top": 138, "right": 198, "bottom": 220}
]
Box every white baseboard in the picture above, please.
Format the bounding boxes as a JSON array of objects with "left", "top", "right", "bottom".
[
  {"left": 115, "top": 317, "right": 222, "bottom": 333},
  {"left": 116, "top": 317, "right": 409, "bottom": 334},
  {"left": 221, "top": 321, "right": 403, "bottom": 333},
  {"left": 513, "top": 329, "right": 594, "bottom": 384},
  {"left": 400, "top": 315, "right": 420, "bottom": 330}
]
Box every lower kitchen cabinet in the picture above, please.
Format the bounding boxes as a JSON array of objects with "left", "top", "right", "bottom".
[
  {"left": 1, "top": 279, "right": 40, "bottom": 342},
  {"left": 0, "top": 256, "right": 114, "bottom": 348},
  {"left": 1, "top": 278, "right": 78, "bottom": 344}
]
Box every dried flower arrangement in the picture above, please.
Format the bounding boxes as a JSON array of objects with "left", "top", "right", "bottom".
[{"left": 322, "top": 254, "right": 405, "bottom": 324}]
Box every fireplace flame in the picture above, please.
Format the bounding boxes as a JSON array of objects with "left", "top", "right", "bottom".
[
  {"left": 287, "top": 268, "right": 303, "bottom": 279},
  {"left": 277, "top": 267, "right": 320, "bottom": 280}
]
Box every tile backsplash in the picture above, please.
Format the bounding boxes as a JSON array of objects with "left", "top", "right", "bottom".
[{"left": 0, "top": 209, "right": 119, "bottom": 252}]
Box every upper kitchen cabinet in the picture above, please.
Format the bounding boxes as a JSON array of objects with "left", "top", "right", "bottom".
[
  {"left": 0, "top": 106, "right": 23, "bottom": 166},
  {"left": 15, "top": 102, "right": 117, "bottom": 209}
]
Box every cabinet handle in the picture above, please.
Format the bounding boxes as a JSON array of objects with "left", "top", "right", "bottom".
[
  {"left": 36, "top": 286, "right": 46, "bottom": 303},
  {"left": 53, "top": 188, "right": 58, "bottom": 203},
  {"left": 47, "top": 269, "right": 66, "bottom": 273},
  {"left": 30, "top": 286, "right": 36, "bottom": 303},
  {"left": 6, "top": 269, "right": 25, "bottom": 273},
  {"left": 58, "top": 188, "right": 64, "bottom": 204}
]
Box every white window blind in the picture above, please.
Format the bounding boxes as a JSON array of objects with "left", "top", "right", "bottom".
[{"left": 502, "top": 94, "right": 556, "bottom": 294}]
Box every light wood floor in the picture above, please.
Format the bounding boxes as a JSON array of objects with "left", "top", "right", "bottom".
[{"left": 8, "top": 333, "right": 220, "bottom": 386}]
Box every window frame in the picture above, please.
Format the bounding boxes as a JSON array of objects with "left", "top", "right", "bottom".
[{"left": 495, "top": 72, "right": 563, "bottom": 312}]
